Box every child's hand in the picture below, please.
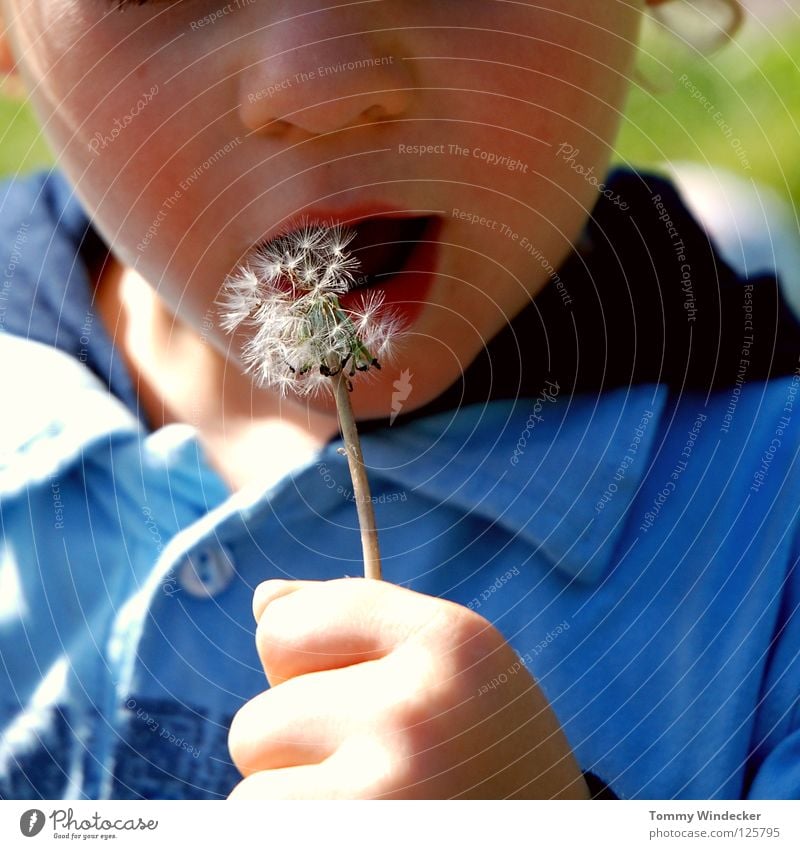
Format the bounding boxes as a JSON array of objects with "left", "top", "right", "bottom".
[{"left": 228, "top": 578, "right": 589, "bottom": 799}]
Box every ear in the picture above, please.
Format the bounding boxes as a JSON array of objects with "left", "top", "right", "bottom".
[
  {"left": 0, "top": 12, "right": 24, "bottom": 98},
  {"left": 645, "top": 0, "right": 744, "bottom": 42},
  {"left": 0, "top": 11, "right": 15, "bottom": 74}
]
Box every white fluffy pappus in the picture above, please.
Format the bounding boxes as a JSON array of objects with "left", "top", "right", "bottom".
[{"left": 216, "top": 222, "right": 403, "bottom": 396}]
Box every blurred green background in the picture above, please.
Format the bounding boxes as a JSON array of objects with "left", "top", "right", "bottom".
[
  {"left": 615, "top": 2, "right": 800, "bottom": 212},
  {"left": 1, "top": 3, "right": 798, "bottom": 212}
]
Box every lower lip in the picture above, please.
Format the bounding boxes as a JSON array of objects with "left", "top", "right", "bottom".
[{"left": 340, "top": 217, "right": 442, "bottom": 328}]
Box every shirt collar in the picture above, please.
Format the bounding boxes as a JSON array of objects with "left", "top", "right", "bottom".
[
  {"left": 358, "top": 382, "right": 667, "bottom": 584},
  {"left": 201, "top": 381, "right": 668, "bottom": 586}
]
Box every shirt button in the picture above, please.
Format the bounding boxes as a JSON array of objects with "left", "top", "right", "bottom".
[{"left": 178, "top": 543, "right": 236, "bottom": 598}]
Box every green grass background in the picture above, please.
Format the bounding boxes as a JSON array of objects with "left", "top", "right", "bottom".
[
  {"left": 614, "top": 14, "right": 800, "bottom": 211},
  {"left": 2, "top": 15, "right": 799, "bottom": 210}
]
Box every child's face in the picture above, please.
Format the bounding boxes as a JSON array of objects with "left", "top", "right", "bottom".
[{"left": 2, "top": 0, "right": 644, "bottom": 417}]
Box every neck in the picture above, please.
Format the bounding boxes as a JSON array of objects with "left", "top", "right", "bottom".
[{"left": 92, "top": 252, "right": 340, "bottom": 493}]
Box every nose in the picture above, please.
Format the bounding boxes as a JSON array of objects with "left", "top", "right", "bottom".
[{"left": 238, "top": 15, "right": 414, "bottom": 137}]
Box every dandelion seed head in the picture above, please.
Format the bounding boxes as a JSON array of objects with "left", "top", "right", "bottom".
[{"left": 218, "top": 219, "right": 406, "bottom": 396}]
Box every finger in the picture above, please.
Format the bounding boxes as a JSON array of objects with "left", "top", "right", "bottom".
[
  {"left": 229, "top": 661, "right": 375, "bottom": 776},
  {"left": 228, "top": 736, "right": 394, "bottom": 800},
  {"left": 254, "top": 577, "right": 454, "bottom": 685},
  {"left": 228, "top": 764, "right": 338, "bottom": 800}
]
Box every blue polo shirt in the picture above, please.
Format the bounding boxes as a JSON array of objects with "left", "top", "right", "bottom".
[{"left": 1, "top": 168, "right": 799, "bottom": 800}]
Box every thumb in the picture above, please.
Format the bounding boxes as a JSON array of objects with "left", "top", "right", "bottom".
[{"left": 252, "top": 579, "right": 317, "bottom": 623}]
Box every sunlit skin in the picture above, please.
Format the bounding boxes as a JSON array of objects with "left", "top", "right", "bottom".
[{"left": 1, "top": 0, "right": 659, "bottom": 799}]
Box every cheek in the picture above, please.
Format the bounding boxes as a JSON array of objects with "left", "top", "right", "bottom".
[
  {"left": 19, "top": 29, "right": 257, "bottom": 342},
  {"left": 421, "top": 6, "right": 639, "bottom": 169},
  {"left": 25, "top": 11, "right": 236, "bottom": 321},
  {"left": 413, "top": 5, "right": 641, "bottom": 299},
  {"left": 15, "top": 10, "right": 178, "bottom": 242}
]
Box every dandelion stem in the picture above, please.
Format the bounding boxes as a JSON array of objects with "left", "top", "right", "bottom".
[
  {"left": 218, "top": 221, "right": 397, "bottom": 580},
  {"left": 331, "top": 369, "right": 382, "bottom": 580}
]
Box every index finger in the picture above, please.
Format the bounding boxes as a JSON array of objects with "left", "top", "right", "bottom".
[{"left": 253, "top": 577, "right": 469, "bottom": 686}]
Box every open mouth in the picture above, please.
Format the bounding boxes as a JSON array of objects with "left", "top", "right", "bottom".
[
  {"left": 339, "top": 214, "right": 442, "bottom": 328},
  {"left": 345, "top": 215, "right": 433, "bottom": 293},
  {"left": 246, "top": 212, "right": 442, "bottom": 329}
]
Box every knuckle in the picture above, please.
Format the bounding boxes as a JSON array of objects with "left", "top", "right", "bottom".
[
  {"left": 253, "top": 619, "right": 272, "bottom": 667},
  {"left": 227, "top": 695, "right": 268, "bottom": 776},
  {"left": 254, "top": 599, "right": 295, "bottom": 666},
  {"left": 227, "top": 775, "right": 255, "bottom": 799},
  {"left": 372, "top": 701, "right": 449, "bottom": 798},
  {"left": 328, "top": 734, "right": 400, "bottom": 799},
  {"left": 421, "top": 602, "right": 507, "bottom": 673},
  {"left": 374, "top": 647, "right": 456, "bottom": 766},
  {"left": 227, "top": 705, "right": 249, "bottom": 774}
]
